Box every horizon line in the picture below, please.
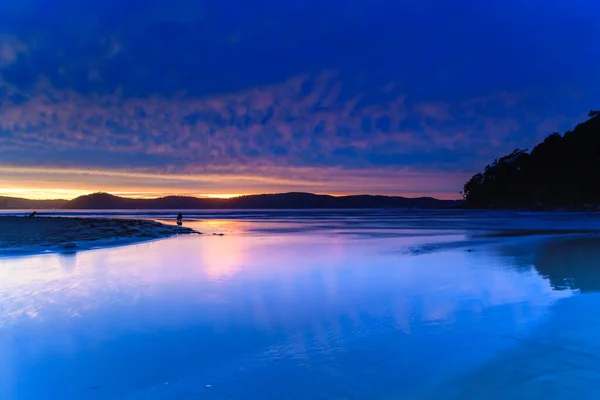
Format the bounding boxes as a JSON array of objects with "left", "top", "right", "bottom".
[{"left": 0, "top": 190, "right": 462, "bottom": 202}]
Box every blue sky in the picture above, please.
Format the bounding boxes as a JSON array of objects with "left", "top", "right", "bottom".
[{"left": 0, "top": 0, "right": 598, "bottom": 199}]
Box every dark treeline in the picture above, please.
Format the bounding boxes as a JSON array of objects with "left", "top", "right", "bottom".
[{"left": 463, "top": 110, "right": 600, "bottom": 209}]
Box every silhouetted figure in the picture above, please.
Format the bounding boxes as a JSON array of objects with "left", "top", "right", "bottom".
[
  {"left": 28, "top": 211, "right": 36, "bottom": 218},
  {"left": 176, "top": 212, "right": 183, "bottom": 226}
]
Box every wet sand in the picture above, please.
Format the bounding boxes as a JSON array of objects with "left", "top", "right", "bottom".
[{"left": 0, "top": 216, "right": 197, "bottom": 255}]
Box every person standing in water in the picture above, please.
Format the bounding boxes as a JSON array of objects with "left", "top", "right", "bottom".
[{"left": 176, "top": 212, "right": 183, "bottom": 225}]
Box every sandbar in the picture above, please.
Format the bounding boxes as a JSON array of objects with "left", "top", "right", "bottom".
[{"left": 0, "top": 216, "right": 197, "bottom": 256}]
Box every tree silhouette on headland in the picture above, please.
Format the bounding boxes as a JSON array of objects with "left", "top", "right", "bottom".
[{"left": 463, "top": 111, "right": 600, "bottom": 209}]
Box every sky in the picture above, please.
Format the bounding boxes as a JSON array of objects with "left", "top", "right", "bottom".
[{"left": 0, "top": 0, "right": 599, "bottom": 200}]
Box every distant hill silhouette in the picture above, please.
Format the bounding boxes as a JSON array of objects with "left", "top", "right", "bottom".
[
  {"left": 0, "top": 196, "right": 68, "bottom": 209},
  {"left": 463, "top": 111, "right": 600, "bottom": 209},
  {"left": 62, "top": 192, "right": 460, "bottom": 209}
]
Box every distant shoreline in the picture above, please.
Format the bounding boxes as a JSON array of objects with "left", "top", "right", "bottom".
[
  {"left": 0, "top": 216, "right": 197, "bottom": 257},
  {"left": 0, "top": 192, "right": 462, "bottom": 210}
]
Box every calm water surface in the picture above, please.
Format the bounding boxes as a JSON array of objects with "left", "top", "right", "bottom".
[{"left": 1, "top": 212, "right": 600, "bottom": 399}]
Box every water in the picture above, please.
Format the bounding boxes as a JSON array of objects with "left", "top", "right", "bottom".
[{"left": 1, "top": 211, "right": 600, "bottom": 399}]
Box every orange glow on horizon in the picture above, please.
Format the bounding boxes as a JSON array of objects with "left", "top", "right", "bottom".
[
  {"left": 0, "top": 188, "right": 460, "bottom": 201},
  {"left": 0, "top": 165, "right": 466, "bottom": 201},
  {"left": 0, "top": 188, "right": 92, "bottom": 200},
  {"left": 0, "top": 188, "right": 247, "bottom": 200}
]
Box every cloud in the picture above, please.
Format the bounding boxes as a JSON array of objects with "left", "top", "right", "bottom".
[
  {"left": 0, "top": 72, "right": 534, "bottom": 173},
  {"left": 413, "top": 102, "right": 453, "bottom": 122},
  {"left": 0, "top": 35, "right": 27, "bottom": 67},
  {"left": 2, "top": 66, "right": 587, "bottom": 197}
]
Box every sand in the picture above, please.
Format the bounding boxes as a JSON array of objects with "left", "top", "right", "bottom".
[{"left": 0, "top": 216, "right": 198, "bottom": 255}]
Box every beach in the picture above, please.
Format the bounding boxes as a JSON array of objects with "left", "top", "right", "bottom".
[
  {"left": 0, "top": 216, "right": 197, "bottom": 255},
  {"left": 1, "top": 210, "right": 600, "bottom": 399}
]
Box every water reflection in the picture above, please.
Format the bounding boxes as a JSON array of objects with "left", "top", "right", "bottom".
[
  {"left": 58, "top": 252, "right": 78, "bottom": 273},
  {"left": 492, "top": 235, "right": 600, "bottom": 293},
  {"left": 534, "top": 237, "right": 600, "bottom": 292},
  {"left": 194, "top": 235, "right": 248, "bottom": 280},
  {"left": 0, "top": 231, "right": 573, "bottom": 399},
  {"left": 429, "top": 235, "right": 600, "bottom": 400}
]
